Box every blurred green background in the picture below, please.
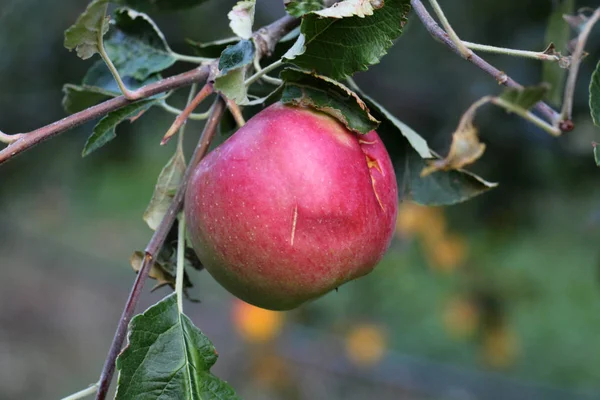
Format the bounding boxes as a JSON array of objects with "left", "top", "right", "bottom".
[{"left": 1, "top": 1, "right": 600, "bottom": 399}]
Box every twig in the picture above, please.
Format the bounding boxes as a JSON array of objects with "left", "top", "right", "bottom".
[
  {"left": 462, "top": 41, "right": 560, "bottom": 62},
  {"left": 0, "top": 66, "right": 210, "bottom": 166},
  {"left": 0, "top": 14, "right": 299, "bottom": 167},
  {"left": 224, "top": 96, "right": 246, "bottom": 127},
  {"left": 94, "top": 97, "right": 226, "bottom": 400},
  {"left": 0, "top": 131, "right": 23, "bottom": 144},
  {"left": 161, "top": 82, "right": 214, "bottom": 145},
  {"left": 427, "top": 0, "right": 472, "bottom": 58},
  {"left": 410, "top": 0, "right": 563, "bottom": 130},
  {"left": 61, "top": 383, "right": 99, "bottom": 400},
  {"left": 560, "top": 7, "right": 600, "bottom": 124}
]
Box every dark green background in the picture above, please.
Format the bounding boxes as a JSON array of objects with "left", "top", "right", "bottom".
[{"left": 0, "top": 1, "right": 599, "bottom": 399}]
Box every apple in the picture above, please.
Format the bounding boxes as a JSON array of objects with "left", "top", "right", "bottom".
[{"left": 185, "top": 102, "right": 398, "bottom": 310}]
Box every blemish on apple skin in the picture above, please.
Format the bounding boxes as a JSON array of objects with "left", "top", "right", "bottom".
[{"left": 291, "top": 205, "right": 298, "bottom": 246}]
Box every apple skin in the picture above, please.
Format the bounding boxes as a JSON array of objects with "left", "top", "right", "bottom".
[{"left": 185, "top": 102, "right": 398, "bottom": 310}]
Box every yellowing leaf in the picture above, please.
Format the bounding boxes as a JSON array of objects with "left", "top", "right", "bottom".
[
  {"left": 130, "top": 251, "right": 175, "bottom": 291},
  {"left": 143, "top": 149, "right": 186, "bottom": 230},
  {"left": 422, "top": 99, "right": 488, "bottom": 176},
  {"left": 345, "top": 324, "right": 387, "bottom": 366},
  {"left": 228, "top": 0, "right": 256, "bottom": 40},
  {"left": 232, "top": 299, "right": 285, "bottom": 342},
  {"left": 314, "top": 0, "right": 383, "bottom": 18}
]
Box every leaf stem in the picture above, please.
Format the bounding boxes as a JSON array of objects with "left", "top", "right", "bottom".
[
  {"left": 427, "top": 0, "right": 472, "bottom": 59},
  {"left": 161, "top": 82, "right": 214, "bottom": 145},
  {"left": 492, "top": 97, "right": 562, "bottom": 136},
  {"left": 61, "top": 383, "right": 99, "bottom": 400},
  {"left": 171, "top": 52, "right": 214, "bottom": 64},
  {"left": 94, "top": 98, "right": 226, "bottom": 400},
  {"left": 96, "top": 7, "right": 139, "bottom": 101},
  {"left": 462, "top": 41, "right": 560, "bottom": 61},
  {"left": 159, "top": 101, "right": 211, "bottom": 121},
  {"left": 410, "top": 0, "right": 563, "bottom": 129},
  {"left": 176, "top": 214, "right": 186, "bottom": 313},
  {"left": 560, "top": 7, "right": 600, "bottom": 123},
  {"left": 245, "top": 59, "right": 284, "bottom": 87}
]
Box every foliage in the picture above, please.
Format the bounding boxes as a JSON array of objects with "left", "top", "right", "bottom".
[{"left": 2, "top": 0, "right": 600, "bottom": 399}]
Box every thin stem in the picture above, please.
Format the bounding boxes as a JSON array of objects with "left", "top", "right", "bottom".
[
  {"left": 178, "top": 83, "right": 198, "bottom": 151},
  {"left": 96, "top": 7, "right": 138, "bottom": 101},
  {"left": 427, "top": 0, "right": 472, "bottom": 59},
  {"left": 224, "top": 96, "right": 246, "bottom": 127},
  {"left": 94, "top": 98, "right": 226, "bottom": 400},
  {"left": 161, "top": 82, "right": 214, "bottom": 145},
  {"left": 0, "top": 131, "right": 24, "bottom": 144},
  {"left": 176, "top": 214, "right": 186, "bottom": 313},
  {"left": 171, "top": 52, "right": 214, "bottom": 64},
  {"left": 61, "top": 383, "right": 99, "bottom": 400},
  {"left": 245, "top": 59, "right": 284, "bottom": 87},
  {"left": 159, "top": 101, "right": 211, "bottom": 121},
  {"left": 492, "top": 97, "right": 562, "bottom": 136},
  {"left": 462, "top": 41, "right": 560, "bottom": 61},
  {"left": 410, "top": 0, "right": 562, "bottom": 129},
  {"left": 561, "top": 7, "right": 600, "bottom": 122}
]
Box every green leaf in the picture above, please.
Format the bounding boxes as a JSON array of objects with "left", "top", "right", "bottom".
[
  {"left": 280, "top": 68, "right": 379, "bottom": 134},
  {"left": 104, "top": 7, "right": 177, "bottom": 81},
  {"left": 353, "top": 84, "right": 496, "bottom": 205},
  {"left": 62, "top": 61, "right": 161, "bottom": 114},
  {"left": 215, "top": 40, "right": 255, "bottom": 104},
  {"left": 594, "top": 143, "right": 600, "bottom": 167},
  {"left": 82, "top": 99, "right": 158, "bottom": 157},
  {"left": 143, "top": 150, "right": 186, "bottom": 231},
  {"left": 113, "top": 0, "right": 210, "bottom": 13},
  {"left": 590, "top": 60, "right": 600, "bottom": 127},
  {"left": 542, "top": 0, "right": 573, "bottom": 105},
  {"left": 228, "top": 0, "right": 256, "bottom": 40},
  {"left": 290, "top": 0, "right": 410, "bottom": 79},
  {"left": 63, "top": 0, "right": 109, "bottom": 59},
  {"left": 115, "top": 294, "right": 239, "bottom": 400},
  {"left": 499, "top": 85, "right": 549, "bottom": 111},
  {"left": 284, "top": 0, "right": 324, "bottom": 17},
  {"left": 62, "top": 84, "right": 114, "bottom": 114}
]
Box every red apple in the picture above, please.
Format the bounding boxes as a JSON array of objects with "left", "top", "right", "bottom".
[{"left": 185, "top": 102, "right": 398, "bottom": 310}]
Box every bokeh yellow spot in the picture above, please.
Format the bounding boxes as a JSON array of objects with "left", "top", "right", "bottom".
[
  {"left": 482, "top": 326, "right": 519, "bottom": 368},
  {"left": 345, "top": 324, "right": 387, "bottom": 366},
  {"left": 232, "top": 299, "right": 285, "bottom": 343},
  {"left": 443, "top": 297, "right": 479, "bottom": 338},
  {"left": 425, "top": 234, "right": 467, "bottom": 272},
  {"left": 396, "top": 203, "right": 446, "bottom": 240}
]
